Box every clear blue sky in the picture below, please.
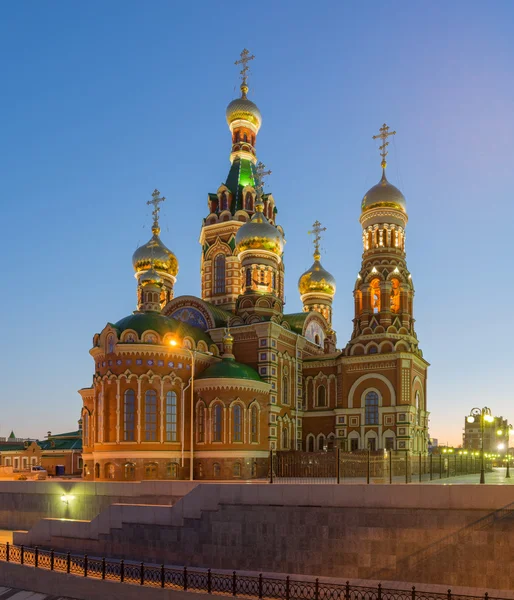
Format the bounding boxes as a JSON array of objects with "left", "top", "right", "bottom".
[{"left": 1, "top": 1, "right": 513, "bottom": 446}]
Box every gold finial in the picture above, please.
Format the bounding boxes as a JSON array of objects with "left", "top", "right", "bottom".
[
  {"left": 147, "top": 189, "right": 166, "bottom": 235},
  {"left": 308, "top": 220, "right": 326, "bottom": 261},
  {"left": 235, "top": 48, "right": 255, "bottom": 98},
  {"left": 372, "top": 123, "right": 396, "bottom": 170},
  {"left": 254, "top": 161, "right": 272, "bottom": 210}
]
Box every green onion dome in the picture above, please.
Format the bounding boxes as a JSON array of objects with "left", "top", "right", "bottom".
[{"left": 197, "top": 356, "right": 262, "bottom": 382}]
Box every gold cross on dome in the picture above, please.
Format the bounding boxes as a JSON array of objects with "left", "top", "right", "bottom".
[
  {"left": 147, "top": 189, "right": 166, "bottom": 235},
  {"left": 372, "top": 123, "right": 396, "bottom": 169},
  {"left": 254, "top": 161, "right": 272, "bottom": 200},
  {"left": 308, "top": 220, "right": 326, "bottom": 259},
  {"left": 235, "top": 48, "right": 255, "bottom": 95}
]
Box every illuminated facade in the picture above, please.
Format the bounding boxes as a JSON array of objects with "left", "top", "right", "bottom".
[{"left": 80, "top": 51, "right": 429, "bottom": 481}]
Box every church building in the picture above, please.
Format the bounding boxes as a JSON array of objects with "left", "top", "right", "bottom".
[{"left": 80, "top": 50, "right": 429, "bottom": 481}]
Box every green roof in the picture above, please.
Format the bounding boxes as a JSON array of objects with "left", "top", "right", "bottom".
[
  {"left": 110, "top": 312, "right": 213, "bottom": 346},
  {"left": 39, "top": 438, "right": 82, "bottom": 451},
  {"left": 282, "top": 313, "right": 309, "bottom": 334},
  {"left": 50, "top": 430, "right": 81, "bottom": 439},
  {"left": 8, "top": 431, "right": 15, "bottom": 440},
  {"left": 197, "top": 357, "right": 262, "bottom": 382},
  {"left": 0, "top": 443, "right": 26, "bottom": 451},
  {"left": 204, "top": 302, "right": 235, "bottom": 328}
]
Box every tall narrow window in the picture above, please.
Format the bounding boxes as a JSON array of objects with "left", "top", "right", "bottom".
[
  {"left": 317, "top": 385, "right": 326, "bottom": 407},
  {"left": 282, "top": 426, "right": 289, "bottom": 450},
  {"left": 365, "top": 391, "right": 379, "bottom": 425},
  {"left": 145, "top": 390, "right": 157, "bottom": 441},
  {"left": 107, "top": 335, "right": 115, "bottom": 354},
  {"left": 245, "top": 193, "right": 253, "bottom": 211},
  {"left": 83, "top": 413, "right": 89, "bottom": 446},
  {"left": 282, "top": 375, "right": 289, "bottom": 405},
  {"left": 97, "top": 392, "right": 103, "bottom": 443},
  {"left": 370, "top": 278, "right": 381, "bottom": 314},
  {"left": 166, "top": 391, "right": 177, "bottom": 442},
  {"left": 250, "top": 405, "right": 258, "bottom": 443},
  {"left": 246, "top": 268, "right": 252, "bottom": 288},
  {"left": 214, "top": 254, "right": 226, "bottom": 295},
  {"left": 416, "top": 391, "right": 421, "bottom": 426},
  {"left": 220, "top": 192, "right": 228, "bottom": 211},
  {"left": 318, "top": 434, "right": 326, "bottom": 451},
  {"left": 124, "top": 389, "right": 135, "bottom": 441},
  {"left": 198, "top": 403, "right": 205, "bottom": 442},
  {"left": 213, "top": 404, "right": 223, "bottom": 442},
  {"left": 233, "top": 405, "right": 242, "bottom": 442}
]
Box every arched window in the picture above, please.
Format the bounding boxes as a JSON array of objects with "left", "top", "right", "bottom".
[
  {"left": 390, "top": 278, "right": 401, "bottom": 313},
  {"left": 213, "top": 404, "right": 223, "bottom": 442},
  {"left": 272, "top": 272, "right": 276, "bottom": 291},
  {"left": 233, "top": 405, "right": 242, "bottom": 442},
  {"left": 166, "top": 391, "right": 177, "bottom": 441},
  {"left": 246, "top": 268, "right": 252, "bottom": 288},
  {"left": 145, "top": 463, "right": 158, "bottom": 479},
  {"left": 243, "top": 133, "right": 248, "bottom": 142},
  {"left": 318, "top": 434, "right": 326, "bottom": 451},
  {"left": 124, "top": 389, "right": 135, "bottom": 441},
  {"left": 307, "top": 435, "right": 315, "bottom": 452},
  {"left": 107, "top": 335, "right": 115, "bottom": 354},
  {"left": 416, "top": 391, "right": 421, "bottom": 425},
  {"left": 213, "top": 462, "right": 221, "bottom": 477},
  {"left": 365, "top": 391, "right": 379, "bottom": 425},
  {"left": 214, "top": 254, "right": 226, "bottom": 295},
  {"left": 251, "top": 462, "right": 257, "bottom": 477},
  {"left": 167, "top": 462, "right": 178, "bottom": 478},
  {"left": 314, "top": 334, "right": 320, "bottom": 346},
  {"left": 145, "top": 390, "right": 157, "bottom": 441},
  {"left": 94, "top": 463, "right": 100, "bottom": 479},
  {"left": 97, "top": 392, "right": 103, "bottom": 443},
  {"left": 245, "top": 193, "right": 253, "bottom": 211},
  {"left": 282, "top": 375, "right": 289, "bottom": 405},
  {"left": 250, "top": 405, "right": 258, "bottom": 443},
  {"left": 282, "top": 426, "right": 289, "bottom": 450},
  {"left": 105, "top": 463, "right": 115, "bottom": 479},
  {"left": 220, "top": 192, "right": 228, "bottom": 211},
  {"left": 198, "top": 403, "right": 205, "bottom": 442},
  {"left": 371, "top": 279, "right": 381, "bottom": 314},
  {"left": 233, "top": 462, "right": 242, "bottom": 477},
  {"left": 317, "top": 385, "right": 326, "bottom": 407}
]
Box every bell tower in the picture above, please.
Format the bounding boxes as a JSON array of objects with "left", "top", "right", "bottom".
[{"left": 199, "top": 49, "right": 279, "bottom": 313}]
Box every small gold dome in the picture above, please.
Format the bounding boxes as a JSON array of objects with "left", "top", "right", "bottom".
[
  {"left": 226, "top": 94, "right": 262, "bottom": 131},
  {"left": 139, "top": 268, "right": 163, "bottom": 287},
  {"left": 132, "top": 234, "right": 179, "bottom": 277},
  {"left": 298, "top": 257, "right": 336, "bottom": 296},
  {"left": 362, "top": 170, "right": 407, "bottom": 213},
  {"left": 235, "top": 203, "right": 284, "bottom": 256}
]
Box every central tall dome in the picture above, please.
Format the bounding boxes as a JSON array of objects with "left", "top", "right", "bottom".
[{"left": 198, "top": 50, "right": 283, "bottom": 313}]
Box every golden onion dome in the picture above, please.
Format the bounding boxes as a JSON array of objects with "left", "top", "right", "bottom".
[
  {"left": 132, "top": 234, "right": 179, "bottom": 277},
  {"left": 226, "top": 87, "right": 262, "bottom": 131},
  {"left": 235, "top": 202, "right": 284, "bottom": 256},
  {"left": 298, "top": 255, "right": 336, "bottom": 297},
  {"left": 361, "top": 170, "right": 407, "bottom": 214},
  {"left": 139, "top": 267, "right": 163, "bottom": 287}
]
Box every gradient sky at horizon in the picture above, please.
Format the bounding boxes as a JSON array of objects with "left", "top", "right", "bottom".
[{"left": 1, "top": 1, "right": 513, "bottom": 445}]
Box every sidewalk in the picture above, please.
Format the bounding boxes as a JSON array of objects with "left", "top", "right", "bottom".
[{"left": 426, "top": 467, "right": 514, "bottom": 485}]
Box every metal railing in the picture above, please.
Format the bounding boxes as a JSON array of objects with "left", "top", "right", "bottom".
[
  {"left": 269, "top": 450, "right": 491, "bottom": 484},
  {"left": 0, "top": 541, "right": 504, "bottom": 600}
]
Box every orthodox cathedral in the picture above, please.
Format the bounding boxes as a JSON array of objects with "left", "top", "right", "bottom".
[{"left": 80, "top": 50, "right": 429, "bottom": 481}]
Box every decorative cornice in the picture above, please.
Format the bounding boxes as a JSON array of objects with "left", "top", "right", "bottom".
[{"left": 194, "top": 378, "right": 270, "bottom": 393}]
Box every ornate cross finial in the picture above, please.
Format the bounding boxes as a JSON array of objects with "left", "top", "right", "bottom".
[
  {"left": 235, "top": 48, "right": 255, "bottom": 98},
  {"left": 254, "top": 161, "right": 272, "bottom": 205},
  {"left": 147, "top": 189, "right": 165, "bottom": 235},
  {"left": 308, "top": 220, "right": 326, "bottom": 260},
  {"left": 372, "top": 123, "right": 396, "bottom": 170}
]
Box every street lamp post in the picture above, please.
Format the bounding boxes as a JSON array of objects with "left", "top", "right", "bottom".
[
  {"left": 497, "top": 424, "right": 513, "bottom": 479},
  {"left": 169, "top": 340, "right": 213, "bottom": 481},
  {"left": 467, "top": 407, "right": 494, "bottom": 484}
]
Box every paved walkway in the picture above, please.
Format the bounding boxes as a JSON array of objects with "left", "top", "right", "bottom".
[
  {"left": 426, "top": 467, "right": 514, "bottom": 485},
  {"left": 0, "top": 588, "right": 74, "bottom": 599}
]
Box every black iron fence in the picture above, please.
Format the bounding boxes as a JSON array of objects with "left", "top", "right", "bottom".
[
  {"left": 0, "top": 541, "right": 503, "bottom": 600},
  {"left": 269, "top": 450, "right": 491, "bottom": 484}
]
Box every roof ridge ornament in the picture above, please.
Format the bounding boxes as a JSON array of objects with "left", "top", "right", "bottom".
[
  {"left": 372, "top": 123, "right": 396, "bottom": 172},
  {"left": 147, "top": 189, "right": 165, "bottom": 236},
  {"left": 234, "top": 48, "right": 255, "bottom": 99},
  {"left": 308, "top": 220, "right": 326, "bottom": 261}
]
